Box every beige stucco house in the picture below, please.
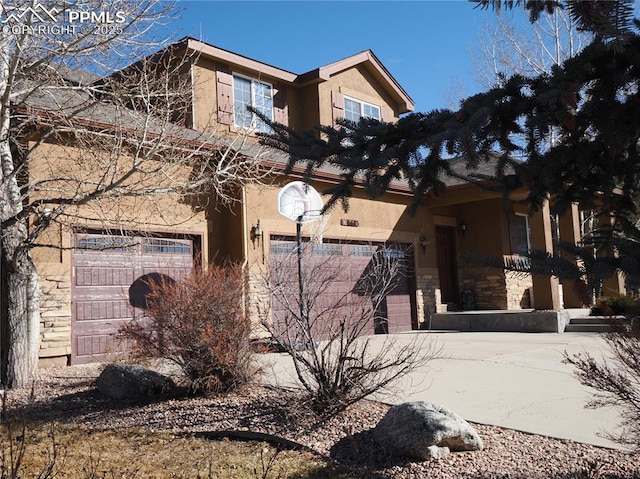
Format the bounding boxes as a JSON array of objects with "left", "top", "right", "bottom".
[{"left": 30, "top": 38, "right": 620, "bottom": 367}]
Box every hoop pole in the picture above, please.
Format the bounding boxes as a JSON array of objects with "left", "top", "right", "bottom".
[{"left": 296, "top": 217, "right": 309, "bottom": 340}]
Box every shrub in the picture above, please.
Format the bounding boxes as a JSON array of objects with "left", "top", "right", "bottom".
[
  {"left": 592, "top": 295, "right": 639, "bottom": 316},
  {"left": 263, "top": 243, "right": 441, "bottom": 416},
  {"left": 564, "top": 316, "right": 640, "bottom": 449},
  {"left": 120, "top": 264, "right": 258, "bottom": 395}
]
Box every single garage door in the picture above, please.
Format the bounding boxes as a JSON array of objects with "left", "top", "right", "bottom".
[
  {"left": 269, "top": 237, "right": 417, "bottom": 341},
  {"left": 72, "top": 232, "right": 195, "bottom": 364}
]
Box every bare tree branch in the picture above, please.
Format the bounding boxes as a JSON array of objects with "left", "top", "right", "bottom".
[{"left": 260, "top": 243, "right": 441, "bottom": 416}]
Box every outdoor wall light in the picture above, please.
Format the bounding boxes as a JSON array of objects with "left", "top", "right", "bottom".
[
  {"left": 419, "top": 233, "right": 428, "bottom": 252},
  {"left": 35, "top": 206, "right": 52, "bottom": 226},
  {"left": 461, "top": 221, "right": 467, "bottom": 237},
  {"left": 251, "top": 220, "right": 263, "bottom": 242}
]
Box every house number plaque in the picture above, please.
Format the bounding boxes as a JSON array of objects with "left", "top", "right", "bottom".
[{"left": 340, "top": 218, "right": 359, "bottom": 227}]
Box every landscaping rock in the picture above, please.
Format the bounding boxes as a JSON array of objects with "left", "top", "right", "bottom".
[
  {"left": 427, "top": 445, "right": 451, "bottom": 460},
  {"left": 373, "top": 401, "right": 483, "bottom": 461},
  {"left": 96, "top": 364, "right": 177, "bottom": 401}
]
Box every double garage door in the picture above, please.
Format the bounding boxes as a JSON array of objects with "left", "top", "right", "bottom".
[
  {"left": 269, "top": 238, "right": 417, "bottom": 340},
  {"left": 71, "top": 232, "right": 195, "bottom": 365}
]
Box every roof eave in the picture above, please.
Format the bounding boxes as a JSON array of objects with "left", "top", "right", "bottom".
[{"left": 185, "top": 37, "right": 298, "bottom": 83}]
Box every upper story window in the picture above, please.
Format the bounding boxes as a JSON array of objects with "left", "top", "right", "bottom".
[
  {"left": 233, "top": 75, "right": 273, "bottom": 132},
  {"left": 344, "top": 96, "right": 381, "bottom": 123}
]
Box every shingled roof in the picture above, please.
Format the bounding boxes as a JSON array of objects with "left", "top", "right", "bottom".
[{"left": 17, "top": 56, "right": 507, "bottom": 199}]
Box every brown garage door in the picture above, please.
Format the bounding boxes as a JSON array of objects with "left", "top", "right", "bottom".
[
  {"left": 269, "top": 238, "right": 416, "bottom": 342},
  {"left": 72, "top": 232, "right": 195, "bottom": 364}
]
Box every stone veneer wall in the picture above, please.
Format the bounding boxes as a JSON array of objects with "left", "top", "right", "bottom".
[
  {"left": 39, "top": 274, "right": 72, "bottom": 367},
  {"left": 505, "top": 271, "right": 533, "bottom": 309},
  {"left": 247, "top": 269, "right": 271, "bottom": 338},
  {"left": 459, "top": 268, "right": 508, "bottom": 310}
]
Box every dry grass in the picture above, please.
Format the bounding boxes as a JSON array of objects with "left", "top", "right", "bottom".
[{"left": 5, "top": 423, "right": 360, "bottom": 479}]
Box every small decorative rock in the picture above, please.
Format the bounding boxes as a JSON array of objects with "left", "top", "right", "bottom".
[
  {"left": 373, "top": 401, "right": 483, "bottom": 461},
  {"left": 96, "top": 364, "right": 177, "bottom": 401}
]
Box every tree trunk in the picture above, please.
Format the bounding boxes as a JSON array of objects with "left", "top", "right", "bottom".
[
  {"left": 27, "top": 266, "right": 40, "bottom": 376},
  {"left": 0, "top": 135, "right": 39, "bottom": 388},
  {"left": 3, "top": 252, "right": 37, "bottom": 388}
]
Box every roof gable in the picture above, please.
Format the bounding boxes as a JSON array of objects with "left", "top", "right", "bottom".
[
  {"left": 181, "top": 37, "right": 414, "bottom": 114},
  {"left": 297, "top": 50, "right": 414, "bottom": 114}
]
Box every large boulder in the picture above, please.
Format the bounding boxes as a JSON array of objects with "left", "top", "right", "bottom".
[
  {"left": 373, "top": 401, "right": 483, "bottom": 461},
  {"left": 96, "top": 364, "right": 177, "bottom": 401}
]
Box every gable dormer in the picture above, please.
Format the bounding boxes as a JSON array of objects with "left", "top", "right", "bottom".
[{"left": 296, "top": 50, "right": 414, "bottom": 130}]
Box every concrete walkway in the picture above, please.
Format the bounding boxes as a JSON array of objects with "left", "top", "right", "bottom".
[{"left": 260, "top": 331, "right": 626, "bottom": 450}]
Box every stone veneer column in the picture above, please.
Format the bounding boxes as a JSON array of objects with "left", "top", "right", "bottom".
[
  {"left": 529, "top": 199, "right": 561, "bottom": 310},
  {"left": 247, "top": 269, "right": 271, "bottom": 337},
  {"left": 415, "top": 271, "right": 441, "bottom": 325},
  {"left": 600, "top": 213, "right": 626, "bottom": 297}
]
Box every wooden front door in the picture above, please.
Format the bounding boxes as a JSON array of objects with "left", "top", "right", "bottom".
[{"left": 435, "top": 225, "right": 459, "bottom": 304}]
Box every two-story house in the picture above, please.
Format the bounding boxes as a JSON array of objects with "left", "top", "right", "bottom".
[{"left": 30, "top": 37, "right": 619, "bottom": 367}]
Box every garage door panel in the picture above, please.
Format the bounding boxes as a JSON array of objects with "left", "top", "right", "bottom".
[
  {"left": 75, "top": 298, "right": 131, "bottom": 321},
  {"left": 74, "top": 330, "right": 133, "bottom": 361},
  {"left": 140, "top": 266, "right": 191, "bottom": 280},
  {"left": 72, "top": 232, "right": 195, "bottom": 365},
  {"left": 75, "top": 267, "right": 134, "bottom": 287},
  {"left": 269, "top": 238, "right": 416, "bottom": 341}
]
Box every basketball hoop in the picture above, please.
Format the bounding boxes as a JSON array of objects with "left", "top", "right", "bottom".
[
  {"left": 277, "top": 181, "right": 324, "bottom": 224},
  {"left": 275, "top": 181, "right": 325, "bottom": 331}
]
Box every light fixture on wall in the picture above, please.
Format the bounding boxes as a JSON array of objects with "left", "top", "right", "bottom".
[
  {"left": 35, "top": 206, "right": 52, "bottom": 226},
  {"left": 251, "top": 220, "right": 263, "bottom": 244},
  {"left": 419, "top": 232, "right": 428, "bottom": 252},
  {"left": 461, "top": 221, "right": 467, "bottom": 237}
]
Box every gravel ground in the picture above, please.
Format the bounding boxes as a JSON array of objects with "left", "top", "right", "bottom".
[{"left": 8, "top": 365, "right": 640, "bottom": 479}]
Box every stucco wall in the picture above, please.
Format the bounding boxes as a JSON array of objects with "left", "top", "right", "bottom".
[{"left": 192, "top": 59, "right": 218, "bottom": 133}]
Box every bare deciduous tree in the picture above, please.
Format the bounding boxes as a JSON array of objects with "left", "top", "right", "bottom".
[
  {"left": 0, "top": 0, "right": 269, "bottom": 387},
  {"left": 473, "top": 7, "right": 591, "bottom": 89},
  {"left": 261, "top": 242, "right": 440, "bottom": 416}
]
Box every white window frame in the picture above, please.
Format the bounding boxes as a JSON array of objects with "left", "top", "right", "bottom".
[
  {"left": 232, "top": 73, "right": 273, "bottom": 132},
  {"left": 343, "top": 95, "right": 381, "bottom": 123}
]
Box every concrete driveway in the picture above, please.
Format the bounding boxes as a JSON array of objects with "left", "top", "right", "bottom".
[{"left": 261, "top": 331, "right": 626, "bottom": 449}]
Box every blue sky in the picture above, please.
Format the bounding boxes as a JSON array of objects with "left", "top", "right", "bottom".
[{"left": 175, "top": 1, "right": 499, "bottom": 114}]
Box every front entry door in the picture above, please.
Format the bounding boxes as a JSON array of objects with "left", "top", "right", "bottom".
[{"left": 435, "top": 225, "right": 459, "bottom": 304}]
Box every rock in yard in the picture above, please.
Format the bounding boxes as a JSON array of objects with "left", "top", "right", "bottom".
[
  {"left": 373, "top": 401, "right": 483, "bottom": 461},
  {"left": 97, "top": 364, "right": 177, "bottom": 401}
]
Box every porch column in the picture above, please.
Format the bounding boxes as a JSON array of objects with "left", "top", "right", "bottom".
[
  {"left": 530, "top": 199, "right": 561, "bottom": 310},
  {"left": 558, "top": 204, "right": 585, "bottom": 307},
  {"left": 601, "top": 213, "right": 626, "bottom": 296}
]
